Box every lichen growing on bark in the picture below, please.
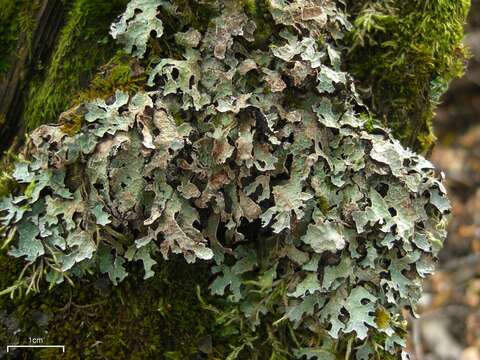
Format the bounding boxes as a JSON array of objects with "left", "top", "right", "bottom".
[{"left": 0, "top": 0, "right": 469, "bottom": 358}]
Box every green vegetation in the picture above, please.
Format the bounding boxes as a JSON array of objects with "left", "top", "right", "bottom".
[
  {"left": 22, "top": 0, "right": 129, "bottom": 131},
  {"left": 0, "top": 255, "right": 221, "bottom": 359},
  {"left": 347, "top": 0, "right": 470, "bottom": 151},
  {"left": 0, "top": 0, "right": 37, "bottom": 74}
]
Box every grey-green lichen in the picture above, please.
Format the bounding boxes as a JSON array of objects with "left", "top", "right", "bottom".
[{"left": 0, "top": 0, "right": 454, "bottom": 358}]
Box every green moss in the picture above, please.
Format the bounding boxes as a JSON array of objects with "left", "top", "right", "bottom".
[
  {"left": 0, "top": 150, "right": 18, "bottom": 199},
  {"left": 0, "top": 257, "right": 223, "bottom": 359},
  {"left": 0, "top": 0, "right": 37, "bottom": 74},
  {"left": 23, "top": 0, "right": 129, "bottom": 131},
  {"left": 75, "top": 52, "right": 146, "bottom": 103},
  {"left": 59, "top": 52, "right": 146, "bottom": 135},
  {"left": 0, "top": 174, "right": 15, "bottom": 199},
  {"left": 0, "top": 249, "right": 29, "bottom": 353},
  {"left": 248, "top": 0, "right": 275, "bottom": 48},
  {"left": 243, "top": 0, "right": 257, "bottom": 14},
  {"left": 347, "top": 0, "right": 470, "bottom": 152}
]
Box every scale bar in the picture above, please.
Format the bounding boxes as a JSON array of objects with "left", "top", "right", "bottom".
[{"left": 7, "top": 345, "right": 65, "bottom": 353}]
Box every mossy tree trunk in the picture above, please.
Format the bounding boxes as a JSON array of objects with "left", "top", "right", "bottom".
[
  {"left": 0, "top": 3, "right": 220, "bottom": 358},
  {"left": 0, "top": 0, "right": 67, "bottom": 153},
  {"left": 0, "top": 0, "right": 470, "bottom": 359},
  {"left": 0, "top": 0, "right": 129, "bottom": 154}
]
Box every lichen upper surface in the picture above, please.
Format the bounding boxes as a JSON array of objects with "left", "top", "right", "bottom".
[{"left": 0, "top": 0, "right": 452, "bottom": 358}]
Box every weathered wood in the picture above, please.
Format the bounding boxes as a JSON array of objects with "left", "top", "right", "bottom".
[{"left": 0, "top": 0, "right": 67, "bottom": 153}]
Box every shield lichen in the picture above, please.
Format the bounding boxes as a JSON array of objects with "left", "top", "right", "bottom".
[{"left": 0, "top": 0, "right": 465, "bottom": 358}]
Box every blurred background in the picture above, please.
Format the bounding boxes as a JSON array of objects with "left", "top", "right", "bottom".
[{"left": 409, "top": 1, "right": 480, "bottom": 359}]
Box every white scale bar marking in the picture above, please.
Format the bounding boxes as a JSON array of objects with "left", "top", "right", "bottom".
[{"left": 7, "top": 345, "right": 65, "bottom": 352}]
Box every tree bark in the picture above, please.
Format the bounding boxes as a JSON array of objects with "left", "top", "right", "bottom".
[{"left": 0, "top": 0, "right": 67, "bottom": 153}]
